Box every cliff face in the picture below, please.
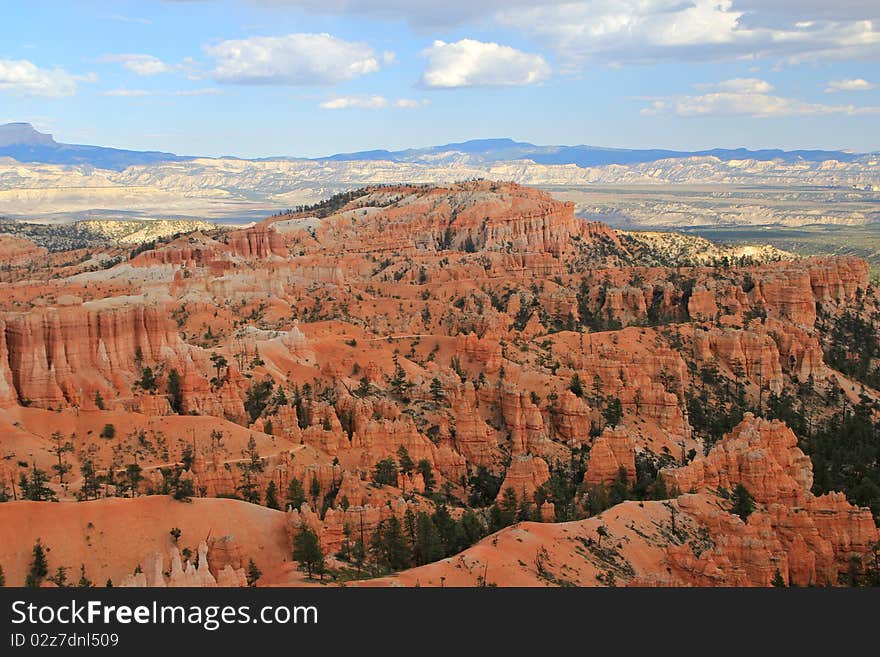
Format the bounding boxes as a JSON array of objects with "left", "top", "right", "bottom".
[
  {"left": 0, "top": 181, "right": 876, "bottom": 588},
  {"left": 659, "top": 415, "right": 878, "bottom": 586},
  {"left": 584, "top": 428, "right": 636, "bottom": 487},
  {"left": 0, "top": 234, "right": 47, "bottom": 266},
  {"left": 302, "top": 181, "right": 624, "bottom": 257},
  {"left": 3, "top": 297, "right": 189, "bottom": 407}
]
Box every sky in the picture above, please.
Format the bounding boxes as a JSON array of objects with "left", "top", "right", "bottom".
[{"left": 1, "top": 0, "right": 880, "bottom": 157}]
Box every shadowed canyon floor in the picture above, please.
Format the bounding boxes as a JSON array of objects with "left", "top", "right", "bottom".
[{"left": 0, "top": 181, "right": 877, "bottom": 587}]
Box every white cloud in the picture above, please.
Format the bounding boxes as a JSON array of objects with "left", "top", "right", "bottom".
[
  {"left": 499, "top": 0, "right": 880, "bottom": 67},
  {"left": 0, "top": 59, "right": 84, "bottom": 97},
  {"left": 206, "top": 33, "right": 382, "bottom": 85},
  {"left": 826, "top": 78, "right": 876, "bottom": 92},
  {"left": 318, "top": 95, "right": 430, "bottom": 109},
  {"left": 192, "top": 0, "right": 552, "bottom": 27},
  {"left": 100, "top": 54, "right": 171, "bottom": 76},
  {"left": 642, "top": 79, "right": 880, "bottom": 117},
  {"left": 395, "top": 98, "right": 430, "bottom": 108},
  {"left": 320, "top": 95, "right": 388, "bottom": 109},
  {"left": 716, "top": 78, "right": 774, "bottom": 93},
  {"left": 420, "top": 39, "right": 549, "bottom": 88}
]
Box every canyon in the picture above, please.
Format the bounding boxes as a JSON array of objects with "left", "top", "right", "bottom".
[{"left": 0, "top": 181, "right": 877, "bottom": 587}]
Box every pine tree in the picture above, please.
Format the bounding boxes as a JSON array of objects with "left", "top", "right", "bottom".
[
  {"left": 414, "top": 512, "right": 445, "bottom": 565},
  {"left": 236, "top": 436, "right": 264, "bottom": 504},
  {"left": 569, "top": 373, "right": 584, "bottom": 398},
  {"left": 430, "top": 377, "right": 444, "bottom": 401},
  {"left": 167, "top": 368, "right": 183, "bottom": 414},
  {"left": 79, "top": 458, "right": 101, "bottom": 501},
  {"left": 77, "top": 564, "right": 92, "bottom": 588},
  {"left": 731, "top": 483, "right": 756, "bottom": 521},
  {"left": 23, "top": 465, "right": 57, "bottom": 501},
  {"left": 246, "top": 558, "right": 261, "bottom": 587},
  {"left": 417, "top": 459, "right": 435, "bottom": 494},
  {"left": 25, "top": 540, "right": 49, "bottom": 587},
  {"left": 0, "top": 563, "right": 5, "bottom": 587},
  {"left": 771, "top": 569, "right": 786, "bottom": 587},
  {"left": 372, "top": 458, "right": 398, "bottom": 486},
  {"left": 498, "top": 487, "right": 519, "bottom": 528},
  {"left": 264, "top": 480, "right": 280, "bottom": 510},
  {"left": 397, "top": 446, "right": 414, "bottom": 477},
  {"left": 125, "top": 462, "right": 143, "bottom": 497},
  {"left": 603, "top": 396, "right": 623, "bottom": 427},
  {"left": 293, "top": 528, "right": 324, "bottom": 580},
  {"left": 287, "top": 478, "right": 306, "bottom": 510},
  {"left": 309, "top": 475, "right": 321, "bottom": 508},
  {"left": 370, "top": 516, "right": 410, "bottom": 573}
]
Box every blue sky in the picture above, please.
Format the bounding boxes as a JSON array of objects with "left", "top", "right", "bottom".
[{"left": 2, "top": 0, "right": 880, "bottom": 157}]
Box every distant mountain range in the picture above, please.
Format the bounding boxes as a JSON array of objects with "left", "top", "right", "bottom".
[
  {"left": 0, "top": 123, "right": 871, "bottom": 171},
  {"left": 0, "top": 123, "right": 191, "bottom": 170},
  {"left": 319, "top": 138, "right": 869, "bottom": 167}
]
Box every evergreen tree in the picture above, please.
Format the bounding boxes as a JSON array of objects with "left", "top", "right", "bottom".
[
  {"left": 293, "top": 528, "right": 325, "bottom": 580},
  {"left": 309, "top": 475, "right": 321, "bottom": 508},
  {"left": 0, "top": 564, "right": 4, "bottom": 587},
  {"left": 372, "top": 458, "right": 398, "bottom": 486},
  {"left": 125, "top": 462, "right": 143, "bottom": 497},
  {"left": 397, "top": 446, "right": 414, "bottom": 477},
  {"left": 771, "top": 569, "right": 786, "bottom": 587},
  {"left": 137, "top": 366, "right": 158, "bottom": 392},
  {"left": 430, "top": 377, "right": 445, "bottom": 401},
  {"left": 23, "top": 466, "right": 56, "bottom": 501},
  {"left": 731, "top": 483, "right": 756, "bottom": 521},
  {"left": 236, "top": 436, "right": 264, "bottom": 504},
  {"left": 369, "top": 516, "right": 410, "bottom": 573},
  {"left": 25, "top": 540, "right": 49, "bottom": 587},
  {"left": 497, "top": 487, "right": 519, "bottom": 529},
  {"left": 77, "top": 564, "right": 92, "bottom": 588},
  {"left": 79, "top": 458, "right": 101, "bottom": 501},
  {"left": 246, "top": 559, "right": 262, "bottom": 587},
  {"left": 49, "top": 566, "right": 68, "bottom": 587},
  {"left": 388, "top": 355, "right": 414, "bottom": 401},
  {"left": 287, "top": 478, "right": 306, "bottom": 510},
  {"left": 414, "top": 512, "right": 445, "bottom": 565},
  {"left": 569, "top": 373, "right": 585, "bottom": 398},
  {"left": 417, "top": 459, "right": 435, "bottom": 494},
  {"left": 603, "top": 397, "right": 623, "bottom": 427},
  {"left": 167, "top": 368, "right": 183, "bottom": 414},
  {"left": 264, "top": 480, "right": 280, "bottom": 510},
  {"left": 93, "top": 391, "right": 105, "bottom": 410}
]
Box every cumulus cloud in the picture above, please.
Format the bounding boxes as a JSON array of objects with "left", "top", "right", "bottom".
[
  {"left": 0, "top": 59, "right": 87, "bottom": 97},
  {"left": 183, "top": 0, "right": 552, "bottom": 27},
  {"left": 715, "top": 78, "right": 774, "bottom": 93},
  {"left": 420, "top": 39, "right": 549, "bottom": 88},
  {"left": 319, "top": 95, "right": 388, "bottom": 109},
  {"left": 826, "top": 78, "right": 876, "bottom": 92},
  {"left": 319, "top": 95, "right": 430, "bottom": 109},
  {"left": 498, "top": 0, "right": 880, "bottom": 66},
  {"left": 100, "top": 54, "right": 171, "bottom": 76},
  {"left": 642, "top": 79, "right": 880, "bottom": 117},
  {"left": 394, "top": 98, "right": 430, "bottom": 108},
  {"left": 206, "top": 33, "right": 382, "bottom": 85}
]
